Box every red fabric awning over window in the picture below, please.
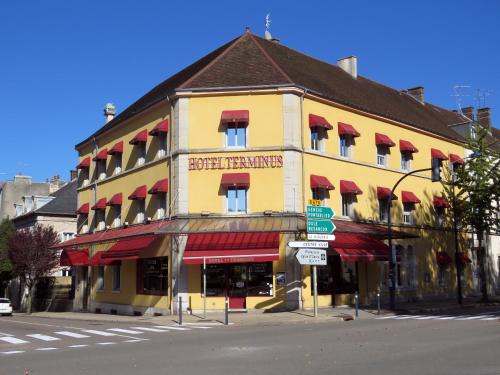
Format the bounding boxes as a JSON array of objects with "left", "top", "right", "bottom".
[
  {"left": 309, "top": 114, "right": 333, "bottom": 130},
  {"left": 76, "top": 157, "right": 91, "bottom": 169},
  {"left": 436, "top": 251, "right": 453, "bottom": 266},
  {"left": 431, "top": 148, "right": 449, "bottom": 160},
  {"left": 89, "top": 251, "right": 119, "bottom": 266},
  {"left": 334, "top": 248, "right": 389, "bottom": 262},
  {"left": 433, "top": 196, "right": 450, "bottom": 208},
  {"left": 76, "top": 203, "right": 89, "bottom": 215},
  {"left": 91, "top": 198, "right": 107, "bottom": 210},
  {"left": 128, "top": 185, "right": 147, "bottom": 200},
  {"left": 183, "top": 232, "right": 279, "bottom": 264},
  {"left": 329, "top": 233, "right": 389, "bottom": 262},
  {"left": 148, "top": 179, "right": 168, "bottom": 194},
  {"left": 60, "top": 248, "right": 89, "bottom": 266},
  {"left": 402, "top": 191, "right": 421, "bottom": 204},
  {"left": 107, "top": 193, "right": 123, "bottom": 206},
  {"left": 93, "top": 148, "right": 108, "bottom": 161},
  {"left": 129, "top": 129, "right": 148, "bottom": 145},
  {"left": 149, "top": 119, "right": 169, "bottom": 136},
  {"left": 101, "top": 235, "right": 157, "bottom": 260},
  {"left": 399, "top": 139, "right": 419, "bottom": 153},
  {"left": 338, "top": 122, "right": 360, "bottom": 137},
  {"left": 375, "top": 133, "right": 396, "bottom": 147},
  {"left": 310, "top": 175, "right": 335, "bottom": 190},
  {"left": 221, "top": 110, "right": 249, "bottom": 123},
  {"left": 108, "top": 141, "right": 123, "bottom": 155},
  {"left": 220, "top": 173, "right": 250, "bottom": 188},
  {"left": 340, "top": 180, "right": 363, "bottom": 194},
  {"left": 377, "top": 187, "right": 397, "bottom": 201},
  {"left": 449, "top": 153, "right": 464, "bottom": 165}
]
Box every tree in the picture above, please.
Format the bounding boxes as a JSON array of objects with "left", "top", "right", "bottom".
[
  {"left": 0, "top": 219, "right": 15, "bottom": 296},
  {"left": 445, "top": 124, "right": 500, "bottom": 302},
  {"left": 7, "top": 224, "right": 60, "bottom": 313}
]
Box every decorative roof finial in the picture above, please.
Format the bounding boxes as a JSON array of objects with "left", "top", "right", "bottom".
[{"left": 265, "top": 14, "right": 272, "bottom": 40}]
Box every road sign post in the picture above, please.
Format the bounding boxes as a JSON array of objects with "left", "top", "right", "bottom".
[{"left": 313, "top": 265, "right": 318, "bottom": 318}]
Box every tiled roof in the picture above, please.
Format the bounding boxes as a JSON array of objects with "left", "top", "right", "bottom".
[{"left": 77, "top": 31, "right": 469, "bottom": 148}]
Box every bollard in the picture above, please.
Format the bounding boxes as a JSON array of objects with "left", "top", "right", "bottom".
[
  {"left": 355, "top": 292, "right": 359, "bottom": 318},
  {"left": 224, "top": 296, "right": 229, "bottom": 326},
  {"left": 377, "top": 292, "right": 381, "bottom": 315},
  {"left": 178, "top": 296, "right": 183, "bottom": 325}
]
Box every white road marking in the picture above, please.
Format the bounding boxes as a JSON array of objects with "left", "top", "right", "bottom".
[
  {"left": 393, "top": 315, "right": 419, "bottom": 320},
  {"left": 36, "top": 347, "right": 58, "bottom": 351},
  {"left": 456, "top": 315, "right": 491, "bottom": 320},
  {"left": 26, "top": 334, "right": 60, "bottom": 341},
  {"left": 97, "top": 342, "right": 116, "bottom": 345},
  {"left": 81, "top": 330, "right": 116, "bottom": 337},
  {"left": 414, "top": 316, "right": 440, "bottom": 320},
  {"left": 68, "top": 344, "right": 88, "bottom": 348},
  {"left": 153, "top": 325, "right": 191, "bottom": 331},
  {"left": 480, "top": 317, "right": 499, "bottom": 321},
  {"left": 123, "top": 339, "right": 145, "bottom": 343},
  {"left": 131, "top": 327, "right": 170, "bottom": 333},
  {"left": 376, "top": 315, "right": 401, "bottom": 319},
  {"left": 0, "top": 332, "right": 13, "bottom": 336},
  {"left": 0, "top": 336, "right": 29, "bottom": 344},
  {"left": 54, "top": 331, "right": 90, "bottom": 338},
  {"left": 107, "top": 328, "right": 143, "bottom": 334},
  {"left": 182, "top": 322, "right": 225, "bottom": 326},
  {"left": 435, "top": 316, "right": 456, "bottom": 320},
  {"left": 1, "top": 350, "right": 25, "bottom": 355}
]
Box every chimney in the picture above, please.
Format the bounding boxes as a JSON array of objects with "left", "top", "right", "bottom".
[
  {"left": 407, "top": 86, "right": 424, "bottom": 103},
  {"left": 70, "top": 169, "right": 78, "bottom": 181},
  {"left": 461, "top": 106, "right": 474, "bottom": 122},
  {"left": 104, "top": 103, "right": 116, "bottom": 123},
  {"left": 477, "top": 107, "right": 491, "bottom": 130},
  {"left": 337, "top": 56, "right": 357, "bottom": 79}
]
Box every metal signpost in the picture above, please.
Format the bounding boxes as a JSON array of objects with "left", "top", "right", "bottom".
[{"left": 295, "top": 248, "right": 327, "bottom": 317}]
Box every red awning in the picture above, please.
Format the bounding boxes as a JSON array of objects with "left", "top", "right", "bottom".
[
  {"left": 107, "top": 193, "right": 123, "bottom": 206},
  {"left": 148, "top": 179, "right": 168, "bottom": 194},
  {"left": 375, "top": 133, "right": 396, "bottom": 147},
  {"left": 310, "top": 175, "right": 335, "bottom": 190},
  {"left": 60, "top": 248, "right": 89, "bottom": 266},
  {"left": 377, "top": 187, "right": 397, "bottom": 201},
  {"left": 183, "top": 232, "right": 279, "bottom": 264},
  {"left": 149, "top": 119, "right": 169, "bottom": 136},
  {"left": 329, "top": 233, "right": 389, "bottom": 262},
  {"left": 333, "top": 248, "right": 389, "bottom": 262},
  {"left": 101, "top": 235, "right": 157, "bottom": 260},
  {"left": 89, "top": 252, "right": 119, "bottom": 266},
  {"left": 309, "top": 114, "right": 333, "bottom": 130},
  {"left": 431, "top": 148, "right": 448, "bottom": 160},
  {"left": 91, "top": 198, "right": 107, "bottom": 210},
  {"left": 458, "top": 252, "right": 472, "bottom": 265},
  {"left": 221, "top": 110, "right": 249, "bottom": 123},
  {"left": 449, "top": 153, "right": 464, "bottom": 165},
  {"left": 340, "top": 180, "right": 363, "bottom": 194},
  {"left": 433, "top": 196, "right": 450, "bottom": 208},
  {"left": 338, "top": 122, "right": 360, "bottom": 137},
  {"left": 128, "top": 185, "right": 147, "bottom": 200},
  {"left": 399, "top": 140, "right": 419, "bottom": 153},
  {"left": 76, "top": 203, "right": 89, "bottom": 215},
  {"left": 436, "top": 251, "right": 453, "bottom": 266},
  {"left": 401, "top": 191, "right": 421, "bottom": 204},
  {"left": 129, "top": 129, "right": 148, "bottom": 145},
  {"left": 76, "top": 157, "right": 91, "bottom": 169},
  {"left": 108, "top": 141, "right": 123, "bottom": 155},
  {"left": 220, "top": 173, "right": 250, "bottom": 188},
  {"left": 92, "top": 148, "right": 108, "bottom": 161}
]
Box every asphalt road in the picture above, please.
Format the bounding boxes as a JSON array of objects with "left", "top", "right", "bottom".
[{"left": 1, "top": 308, "right": 499, "bottom": 375}]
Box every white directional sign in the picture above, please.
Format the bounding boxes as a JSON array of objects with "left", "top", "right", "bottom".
[
  {"left": 295, "top": 248, "right": 327, "bottom": 266},
  {"left": 288, "top": 241, "right": 329, "bottom": 249},
  {"left": 307, "top": 233, "right": 336, "bottom": 241}
]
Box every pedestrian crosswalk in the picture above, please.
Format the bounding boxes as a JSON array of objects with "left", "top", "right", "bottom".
[{"left": 376, "top": 313, "right": 500, "bottom": 322}]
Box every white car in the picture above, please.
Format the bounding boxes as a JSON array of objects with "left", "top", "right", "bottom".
[{"left": 0, "top": 298, "right": 13, "bottom": 316}]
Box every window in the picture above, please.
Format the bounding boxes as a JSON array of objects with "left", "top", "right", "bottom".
[
  {"left": 402, "top": 203, "right": 414, "bottom": 225},
  {"left": 113, "top": 206, "right": 121, "bottom": 228},
  {"left": 341, "top": 194, "right": 355, "bottom": 218},
  {"left": 226, "top": 122, "right": 246, "bottom": 148},
  {"left": 317, "top": 263, "right": 334, "bottom": 295},
  {"left": 157, "top": 132, "right": 167, "bottom": 158},
  {"left": 24, "top": 196, "right": 33, "bottom": 212},
  {"left": 339, "top": 135, "right": 352, "bottom": 158},
  {"left": 310, "top": 127, "right": 326, "bottom": 151},
  {"left": 379, "top": 199, "right": 389, "bottom": 222},
  {"left": 157, "top": 193, "right": 167, "bottom": 219},
  {"left": 81, "top": 223, "right": 89, "bottom": 234},
  {"left": 112, "top": 264, "right": 121, "bottom": 292},
  {"left": 380, "top": 246, "right": 416, "bottom": 289},
  {"left": 80, "top": 169, "right": 90, "bottom": 187},
  {"left": 438, "top": 267, "right": 448, "bottom": 288},
  {"left": 137, "top": 143, "right": 146, "bottom": 166},
  {"left": 137, "top": 257, "right": 168, "bottom": 295},
  {"left": 114, "top": 154, "right": 122, "bottom": 175},
  {"left": 97, "top": 160, "right": 106, "bottom": 180},
  {"left": 204, "top": 264, "right": 225, "bottom": 296},
  {"left": 96, "top": 266, "right": 104, "bottom": 291},
  {"left": 227, "top": 187, "right": 247, "bottom": 213},
  {"left": 312, "top": 188, "right": 328, "bottom": 206},
  {"left": 61, "top": 232, "right": 75, "bottom": 242},
  {"left": 400, "top": 151, "right": 411, "bottom": 171},
  {"left": 96, "top": 210, "right": 105, "bottom": 231},
  {"left": 247, "top": 263, "right": 273, "bottom": 296},
  {"left": 435, "top": 206, "right": 445, "bottom": 227},
  {"left": 377, "top": 145, "right": 388, "bottom": 167},
  {"left": 136, "top": 200, "right": 145, "bottom": 223}
]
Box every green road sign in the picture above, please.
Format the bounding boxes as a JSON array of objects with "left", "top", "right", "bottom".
[
  {"left": 307, "top": 219, "right": 336, "bottom": 234},
  {"left": 306, "top": 206, "right": 335, "bottom": 220}
]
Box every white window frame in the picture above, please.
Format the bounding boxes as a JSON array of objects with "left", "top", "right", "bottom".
[
  {"left": 135, "top": 200, "right": 146, "bottom": 223},
  {"left": 402, "top": 202, "right": 414, "bottom": 225},
  {"left": 157, "top": 132, "right": 167, "bottom": 158},
  {"left": 225, "top": 122, "right": 247, "bottom": 148},
  {"left": 400, "top": 151, "right": 411, "bottom": 172},
  {"left": 226, "top": 187, "right": 248, "bottom": 214},
  {"left": 61, "top": 232, "right": 75, "bottom": 242},
  {"left": 339, "top": 134, "right": 352, "bottom": 158},
  {"left": 112, "top": 264, "right": 121, "bottom": 292},
  {"left": 376, "top": 145, "right": 388, "bottom": 167},
  {"left": 80, "top": 169, "right": 90, "bottom": 187},
  {"left": 137, "top": 143, "right": 146, "bottom": 166},
  {"left": 97, "top": 210, "right": 106, "bottom": 231},
  {"left": 96, "top": 266, "right": 105, "bottom": 291},
  {"left": 81, "top": 223, "right": 89, "bottom": 234},
  {"left": 378, "top": 199, "right": 389, "bottom": 222},
  {"left": 157, "top": 193, "right": 167, "bottom": 219},
  {"left": 113, "top": 206, "right": 121, "bottom": 228},
  {"left": 312, "top": 188, "right": 328, "bottom": 207},
  {"left": 114, "top": 154, "right": 122, "bottom": 175},
  {"left": 341, "top": 193, "right": 355, "bottom": 218},
  {"left": 97, "top": 160, "right": 107, "bottom": 181},
  {"left": 310, "top": 127, "right": 326, "bottom": 152}
]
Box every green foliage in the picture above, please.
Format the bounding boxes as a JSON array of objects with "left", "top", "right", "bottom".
[{"left": 0, "top": 219, "right": 15, "bottom": 284}]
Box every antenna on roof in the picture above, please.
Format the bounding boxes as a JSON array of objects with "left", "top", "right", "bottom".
[
  {"left": 264, "top": 14, "right": 272, "bottom": 40},
  {"left": 451, "top": 84, "right": 471, "bottom": 113},
  {"left": 474, "top": 88, "right": 493, "bottom": 108}
]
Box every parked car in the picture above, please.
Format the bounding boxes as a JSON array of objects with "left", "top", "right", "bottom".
[{"left": 0, "top": 298, "right": 13, "bottom": 316}]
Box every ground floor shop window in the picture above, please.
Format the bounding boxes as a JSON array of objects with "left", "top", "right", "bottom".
[
  {"left": 316, "top": 256, "right": 358, "bottom": 295},
  {"left": 112, "top": 264, "right": 121, "bottom": 292},
  {"left": 137, "top": 257, "right": 168, "bottom": 295},
  {"left": 96, "top": 266, "right": 104, "bottom": 291},
  {"left": 380, "top": 245, "right": 416, "bottom": 289},
  {"left": 205, "top": 264, "right": 225, "bottom": 296}
]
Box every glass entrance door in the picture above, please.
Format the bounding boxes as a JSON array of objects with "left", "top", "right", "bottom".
[{"left": 228, "top": 264, "right": 247, "bottom": 309}]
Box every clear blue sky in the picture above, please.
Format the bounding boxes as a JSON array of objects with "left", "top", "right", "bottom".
[{"left": 1, "top": 0, "right": 498, "bottom": 182}]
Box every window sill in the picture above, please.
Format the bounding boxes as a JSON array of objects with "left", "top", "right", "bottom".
[{"left": 112, "top": 289, "right": 121, "bottom": 294}]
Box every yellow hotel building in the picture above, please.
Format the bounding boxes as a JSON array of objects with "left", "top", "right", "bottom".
[{"left": 57, "top": 30, "right": 476, "bottom": 315}]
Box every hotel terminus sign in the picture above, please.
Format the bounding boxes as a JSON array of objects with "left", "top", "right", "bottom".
[{"left": 189, "top": 155, "right": 283, "bottom": 170}]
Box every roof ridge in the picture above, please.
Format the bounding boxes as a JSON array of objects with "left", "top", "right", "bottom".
[
  {"left": 178, "top": 33, "right": 250, "bottom": 90},
  {"left": 247, "top": 33, "right": 294, "bottom": 85}
]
